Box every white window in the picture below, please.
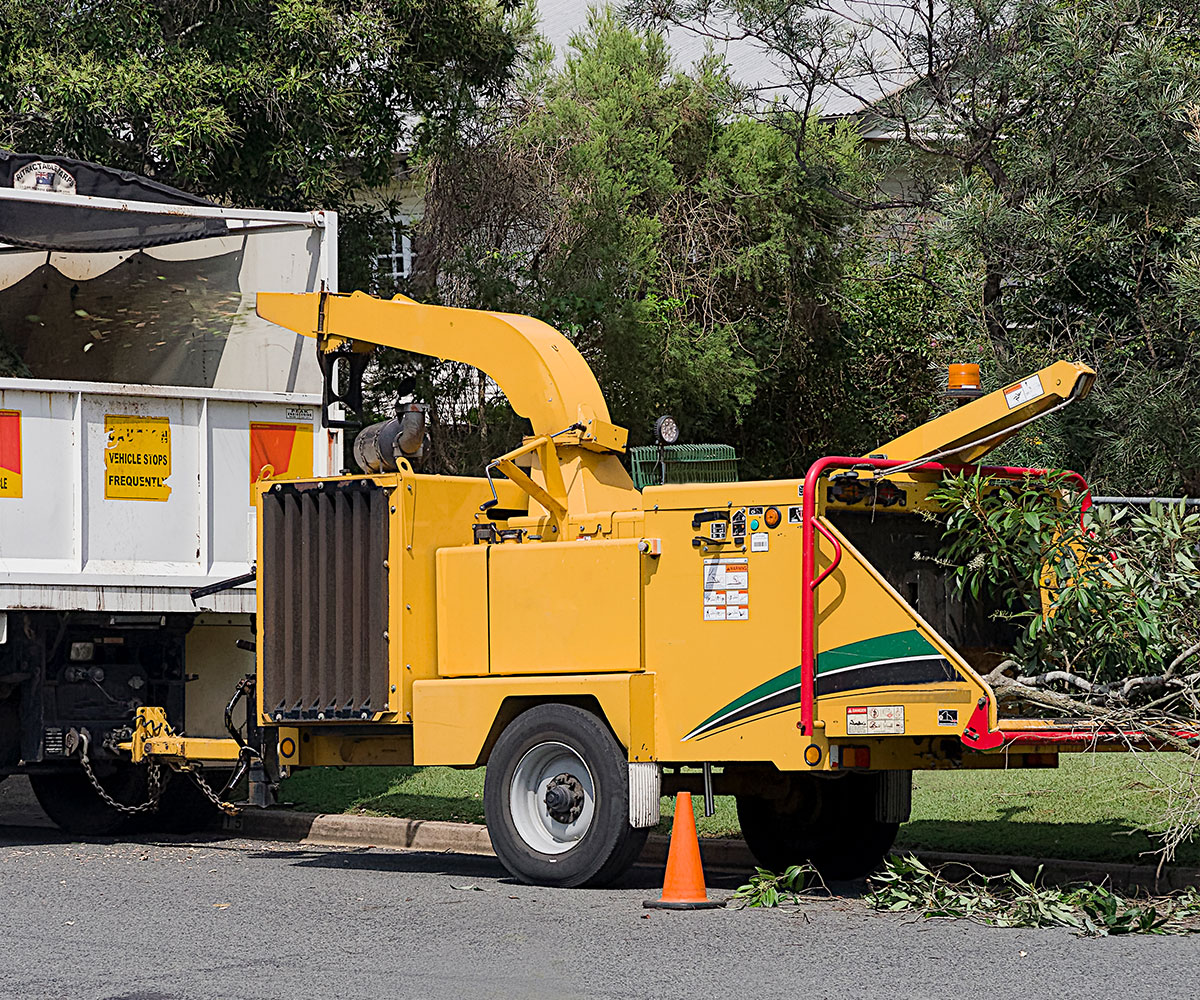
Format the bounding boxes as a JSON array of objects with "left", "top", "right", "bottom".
[{"left": 376, "top": 215, "right": 417, "bottom": 284}]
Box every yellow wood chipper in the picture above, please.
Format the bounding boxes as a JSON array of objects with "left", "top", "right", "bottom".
[{"left": 120, "top": 289, "right": 1164, "bottom": 887}]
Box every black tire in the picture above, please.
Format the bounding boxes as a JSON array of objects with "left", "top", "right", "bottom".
[
  {"left": 29, "top": 763, "right": 149, "bottom": 836},
  {"left": 737, "top": 773, "right": 898, "bottom": 881},
  {"left": 736, "top": 790, "right": 813, "bottom": 873},
  {"left": 591, "top": 815, "right": 650, "bottom": 887},
  {"left": 483, "top": 703, "right": 647, "bottom": 888}
]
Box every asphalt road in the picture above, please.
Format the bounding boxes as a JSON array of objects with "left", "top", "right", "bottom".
[{"left": 0, "top": 780, "right": 1195, "bottom": 1000}]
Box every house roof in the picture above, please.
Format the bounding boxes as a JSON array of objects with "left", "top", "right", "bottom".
[{"left": 534, "top": 0, "right": 917, "bottom": 118}]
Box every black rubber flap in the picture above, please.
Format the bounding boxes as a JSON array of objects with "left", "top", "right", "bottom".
[{"left": 0, "top": 151, "right": 227, "bottom": 251}]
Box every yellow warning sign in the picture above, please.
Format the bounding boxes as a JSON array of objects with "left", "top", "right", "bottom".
[{"left": 104, "top": 415, "right": 172, "bottom": 501}]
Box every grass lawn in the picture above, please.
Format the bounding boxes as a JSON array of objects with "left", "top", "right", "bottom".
[{"left": 279, "top": 753, "right": 1200, "bottom": 866}]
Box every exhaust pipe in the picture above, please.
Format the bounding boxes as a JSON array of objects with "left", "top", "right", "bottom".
[{"left": 353, "top": 403, "right": 429, "bottom": 472}]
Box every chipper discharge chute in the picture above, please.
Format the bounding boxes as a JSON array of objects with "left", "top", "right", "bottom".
[{"left": 119, "top": 289, "right": 1181, "bottom": 888}]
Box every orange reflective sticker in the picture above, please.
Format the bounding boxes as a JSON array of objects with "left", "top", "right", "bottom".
[
  {"left": 0, "top": 410, "right": 20, "bottom": 498},
  {"left": 250, "top": 422, "right": 314, "bottom": 502}
]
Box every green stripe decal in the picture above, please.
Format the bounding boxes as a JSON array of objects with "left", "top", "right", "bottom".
[
  {"left": 680, "top": 666, "right": 802, "bottom": 742},
  {"left": 681, "top": 629, "right": 939, "bottom": 741},
  {"left": 816, "top": 630, "right": 938, "bottom": 674}
]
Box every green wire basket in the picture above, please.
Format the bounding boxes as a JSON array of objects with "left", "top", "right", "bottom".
[{"left": 629, "top": 443, "right": 739, "bottom": 489}]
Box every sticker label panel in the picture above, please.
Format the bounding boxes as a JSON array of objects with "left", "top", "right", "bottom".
[
  {"left": 846, "top": 705, "right": 905, "bottom": 735},
  {"left": 1004, "top": 374, "right": 1043, "bottom": 409},
  {"left": 750, "top": 531, "right": 769, "bottom": 552},
  {"left": 937, "top": 709, "right": 959, "bottom": 726},
  {"left": 104, "top": 415, "right": 172, "bottom": 501},
  {"left": 787, "top": 505, "right": 802, "bottom": 524},
  {"left": 702, "top": 557, "right": 750, "bottom": 621}
]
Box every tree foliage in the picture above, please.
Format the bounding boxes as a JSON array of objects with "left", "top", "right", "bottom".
[
  {"left": 387, "top": 10, "right": 948, "bottom": 475},
  {"left": 929, "top": 472, "right": 1200, "bottom": 859},
  {"left": 632, "top": 0, "right": 1200, "bottom": 493},
  {"left": 869, "top": 854, "right": 1200, "bottom": 935},
  {"left": 0, "top": 0, "right": 522, "bottom": 210},
  {"left": 932, "top": 472, "right": 1200, "bottom": 689}
]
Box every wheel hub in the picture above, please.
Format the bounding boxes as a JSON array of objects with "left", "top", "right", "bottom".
[
  {"left": 509, "top": 740, "right": 596, "bottom": 855},
  {"left": 544, "top": 772, "right": 585, "bottom": 823}
]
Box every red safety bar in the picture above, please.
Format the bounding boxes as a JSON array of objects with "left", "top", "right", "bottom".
[
  {"left": 810, "top": 518, "right": 842, "bottom": 590},
  {"left": 998, "top": 728, "right": 1200, "bottom": 749},
  {"left": 799, "top": 457, "right": 1091, "bottom": 740}
]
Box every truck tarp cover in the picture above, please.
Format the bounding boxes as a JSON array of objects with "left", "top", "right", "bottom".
[
  {"left": 0, "top": 154, "right": 325, "bottom": 394},
  {"left": 0, "top": 152, "right": 225, "bottom": 251}
]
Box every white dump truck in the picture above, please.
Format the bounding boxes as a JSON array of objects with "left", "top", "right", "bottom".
[{"left": 0, "top": 154, "right": 340, "bottom": 832}]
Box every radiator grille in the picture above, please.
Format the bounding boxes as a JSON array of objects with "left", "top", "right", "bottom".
[{"left": 261, "top": 480, "right": 390, "bottom": 721}]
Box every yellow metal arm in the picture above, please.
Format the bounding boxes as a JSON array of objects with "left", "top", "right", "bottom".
[
  {"left": 120, "top": 706, "right": 242, "bottom": 765},
  {"left": 256, "top": 290, "right": 626, "bottom": 446},
  {"left": 490, "top": 434, "right": 569, "bottom": 522},
  {"left": 875, "top": 360, "right": 1096, "bottom": 465}
]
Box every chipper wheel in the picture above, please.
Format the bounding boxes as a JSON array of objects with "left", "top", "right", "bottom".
[
  {"left": 483, "top": 703, "right": 648, "bottom": 888},
  {"left": 736, "top": 772, "right": 900, "bottom": 881}
]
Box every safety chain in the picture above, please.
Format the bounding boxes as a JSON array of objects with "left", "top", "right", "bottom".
[
  {"left": 186, "top": 764, "right": 240, "bottom": 817},
  {"left": 78, "top": 713, "right": 248, "bottom": 818},
  {"left": 78, "top": 731, "right": 164, "bottom": 816}
]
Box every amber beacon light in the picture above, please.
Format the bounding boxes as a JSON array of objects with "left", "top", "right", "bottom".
[{"left": 947, "top": 363, "right": 983, "bottom": 399}]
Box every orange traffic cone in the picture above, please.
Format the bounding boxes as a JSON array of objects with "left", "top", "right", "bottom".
[{"left": 644, "top": 792, "right": 723, "bottom": 909}]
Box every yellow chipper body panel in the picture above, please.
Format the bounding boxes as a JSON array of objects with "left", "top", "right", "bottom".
[{"left": 129, "top": 290, "right": 1106, "bottom": 887}]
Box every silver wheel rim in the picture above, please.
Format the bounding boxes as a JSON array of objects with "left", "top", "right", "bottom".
[{"left": 509, "top": 741, "right": 595, "bottom": 856}]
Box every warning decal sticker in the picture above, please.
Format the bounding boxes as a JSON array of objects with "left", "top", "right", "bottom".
[
  {"left": 105, "top": 415, "right": 171, "bottom": 501},
  {"left": 846, "top": 705, "right": 904, "bottom": 735},
  {"left": 250, "top": 422, "right": 314, "bottom": 503},
  {"left": 0, "top": 410, "right": 21, "bottom": 498},
  {"left": 1004, "top": 374, "right": 1043, "bottom": 409},
  {"left": 703, "top": 557, "right": 750, "bottom": 621}
]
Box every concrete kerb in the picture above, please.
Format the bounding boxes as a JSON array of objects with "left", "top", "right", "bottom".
[{"left": 226, "top": 807, "right": 1200, "bottom": 894}]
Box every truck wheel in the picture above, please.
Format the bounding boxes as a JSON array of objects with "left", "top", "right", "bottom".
[
  {"left": 28, "top": 764, "right": 147, "bottom": 836},
  {"left": 483, "top": 703, "right": 647, "bottom": 888},
  {"left": 146, "top": 768, "right": 232, "bottom": 834},
  {"left": 737, "top": 773, "right": 898, "bottom": 881}
]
